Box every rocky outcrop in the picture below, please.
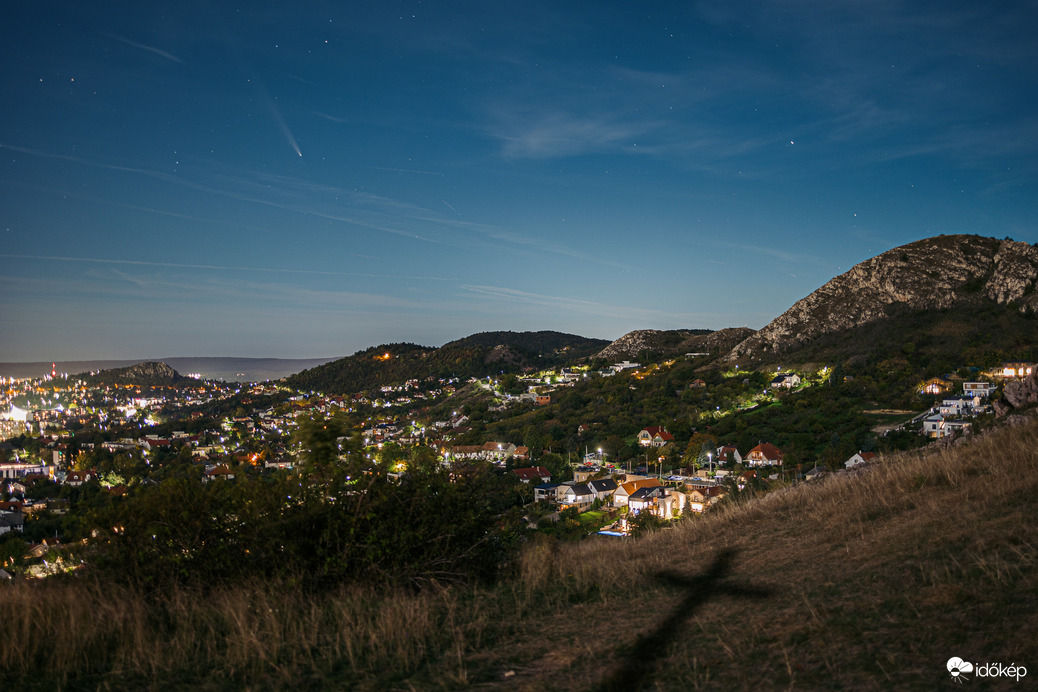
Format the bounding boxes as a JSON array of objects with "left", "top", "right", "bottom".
[
  {"left": 596, "top": 327, "right": 757, "bottom": 361},
  {"left": 679, "top": 327, "right": 756, "bottom": 354},
  {"left": 595, "top": 330, "right": 670, "bottom": 360},
  {"left": 484, "top": 344, "right": 523, "bottom": 366},
  {"left": 726, "top": 235, "right": 1038, "bottom": 361},
  {"left": 996, "top": 370, "right": 1038, "bottom": 416},
  {"left": 99, "top": 361, "right": 184, "bottom": 383}
]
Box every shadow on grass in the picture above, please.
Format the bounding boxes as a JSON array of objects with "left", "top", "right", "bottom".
[{"left": 596, "top": 548, "right": 773, "bottom": 691}]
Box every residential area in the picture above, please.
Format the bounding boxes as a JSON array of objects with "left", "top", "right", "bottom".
[{"left": 2, "top": 353, "right": 1028, "bottom": 577}]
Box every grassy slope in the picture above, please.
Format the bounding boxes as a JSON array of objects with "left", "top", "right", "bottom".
[
  {"left": 3, "top": 416, "right": 1036, "bottom": 690},
  {"left": 462, "top": 416, "right": 1038, "bottom": 691}
]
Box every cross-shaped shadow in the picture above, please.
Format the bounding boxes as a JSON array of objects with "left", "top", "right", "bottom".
[{"left": 596, "top": 548, "right": 772, "bottom": 691}]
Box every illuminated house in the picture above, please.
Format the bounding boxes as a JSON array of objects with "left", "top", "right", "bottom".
[
  {"left": 1001, "top": 362, "right": 1034, "bottom": 378},
  {"left": 559, "top": 483, "right": 594, "bottom": 508},
  {"left": 688, "top": 484, "right": 725, "bottom": 513},
  {"left": 922, "top": 415, "right": 970, "bottom": 439},
  {"left": 770, "top": 372, "right": 801, "bottom": 389},
  {"left": 962, "top": 382, "right": 997, "bottom": 397},
  {"left": 637, "top": 426, "right": 674, "bottom": 447},
  {"left": 745, "top": 443, "right": 783, "bottom": 467},
  {"left": 613, "top": 478, "right": 664, "bottom": 507},
  {"left": 628, "top": 485, "right": 686, "bottom": 518},
  {"left": 920, "top": 377, "right": 954, "bottom": 395},
  {"left": 512, "top": 466, "right": 551, "bottom": 484}
]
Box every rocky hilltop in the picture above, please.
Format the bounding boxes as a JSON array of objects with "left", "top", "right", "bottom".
[
  {"left": 594, "top": 328, "right": 725, "bottom": 360},
  {"left": 726, "top": 235, "right": 1038, "bottom": 361},
  {"left": 85, "top": 361, "right": 187, "bottom": 385},
  {"left": 682, "top": 327, "right": 756, "bottom": 354}
]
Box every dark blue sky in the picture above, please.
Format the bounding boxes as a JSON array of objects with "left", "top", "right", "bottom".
[{"left": 2, "top": 1, "right": 1036, "bottom": 360}]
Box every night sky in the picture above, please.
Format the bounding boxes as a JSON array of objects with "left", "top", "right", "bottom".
[{"left": 2, "top": 1, "right": 1036, "bottom": 361}]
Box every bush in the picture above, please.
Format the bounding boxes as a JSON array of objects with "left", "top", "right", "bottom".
[{"left": 86, "top": 460, "right": 522, "bottom": 591}]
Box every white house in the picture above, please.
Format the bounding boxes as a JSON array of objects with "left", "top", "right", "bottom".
[
  {"left": 963, "top": 382, "right": 997, "bottom": 397},
  {"left": 922, "top": 415, "right": 971, "bottom": 438},
  {"left": 939, "top": 397, "right": 974, "bottom": 417},
  {"left": 745, "top": 443, "right": 784, "bottom": 467},
  {"left": 770, "top": 372, "right": 801, "bottom": 389},
  {"left": 628, "top": 486, "right": 686, "bottom": 519},
  {"left": 716, "top": 445, "right": 742, "bottom": 465},
  {"left": 637, "top": 426, "right": 674, "bottom": 447},
  {"left": 0, "top": 461, "right": 50, "bottom": 480},
  {"left": 845, "top": 451, "right": 877, "bottom": 469},
  {"left": 559, "top": 483, "right": 594, "bottom": 508},
  {"left": 587, "top": 478, "right": 618, "bottom": 503},
  {"left": 614, "top": 478, "right": 664, "bottom": 507},
  {"left": 688, "top": 485, "right": 725, "bottom": 513}
]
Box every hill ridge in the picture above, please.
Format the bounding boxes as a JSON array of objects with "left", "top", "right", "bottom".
[{"left": 727, "top": 235, "right": 1038, "bottom": 361}]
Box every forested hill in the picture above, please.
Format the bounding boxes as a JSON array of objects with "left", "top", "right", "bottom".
[
  {"left": 441, "top": 330, "right": 609, "bottom": 356},
  {"left": 78, "top": 361, "right": 189, "bottom": 387},
  {"left": 285, "top": 331, "right": 610, "bottom": 395}
]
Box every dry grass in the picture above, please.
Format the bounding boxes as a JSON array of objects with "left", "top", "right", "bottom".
[{"left": 3, "top": 416, "right": 1037, "bottom": 690}]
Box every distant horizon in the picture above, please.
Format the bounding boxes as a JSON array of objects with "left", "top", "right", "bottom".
[{"left": 0, "top": 323, "right": 727, "bottom": 365}]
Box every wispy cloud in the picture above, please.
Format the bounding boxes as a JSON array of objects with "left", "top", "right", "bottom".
[
  {"left": 0, "top": 254, "right": 448, "bottom": 282},
  {"left": 110, "top": 35, "right": 184, "bottom": 64},
  {"left": 489, "top": 110, "right": 657, "bottom": 159},
  {"left": 710, "top": 242, "right": 827, "bottom": 266},
  {"left": 461, "top": 284, "right": 696, "bottom": 322},
  {"left": 99, "top": 269, "right": 429, "bottom": 311},
  {"left": 313, "top": 112, "right": 350, "bottom": 123}
]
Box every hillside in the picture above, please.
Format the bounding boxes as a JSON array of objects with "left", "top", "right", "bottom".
[
  {"left": 593, "top": 328, "right": 715, "bottom": 361},
  {"left": 79, "top": 361, "right": 188, "bottom": 387},
  {"left": 727, "top": 235, "right": 1038, "bottom": 362},
  {"left": 286, "top": 331, "right": 610, "bottom": 395},
  {"left": 443, "top": 330, "right": 610, "bottom": 358},
  {"left": 744, "top": 300, "right": 1038, "bottom": 375},
  {"left": 5, "top": 415, "right": 1035, "bottom": 689}
]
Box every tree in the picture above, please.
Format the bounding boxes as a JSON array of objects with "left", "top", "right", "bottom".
[
  {"left": 291, "top": 411, "right": 359, "bottom": 473},
  {"left": 536, "top": 452, "right": 569, "bottom": 482},
  {"left": 683, "top": 431, "right": 718, "bottom": 470},
  {"left": 630, "top": 510, "right": 664, "bottom": 535}
]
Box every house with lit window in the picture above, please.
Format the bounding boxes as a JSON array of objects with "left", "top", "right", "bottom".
[
  {"left": 627, "top": 485, "right": 686, "bottom": 519},
  {"left": 745, "top": 443, "right": 783, "bottom": 467},
  {"left": 512, "top": 466, "right": 551, "bottom": 484},
  {"left": 922, "top": 414, "right": 971, "bottom": 439},
  {"left": 921, "top": 377, "right": 954, "bottom": 395},
  {"left": 481, "top": 442, "right": 517, "bottom": 462},
  {"left": 1000, "top": 362, "right": 1034, "bottom": 378},
  {"left": 688, "top": 484, "right": 725, "bottom": 513},
  {"left": 770, "top": 372, "right": 801, "bottom": 389},
  {"left": 613, "top": 478, "right": 664, "bottom": 506},
  {"left": 534, "top": 483, "right": 560, "bottom": 503},
  {"left": 587, "top": 478, "right": 618, "bottom": 503},
  {"left": 637, "top": 426, "right": 674, "bottom": 447},
  {"left": 559, "top": 483, "right": 594, "bottom": 508},
  {"left": 962, "top": 382, "right": 997, "bottom": 398}
]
